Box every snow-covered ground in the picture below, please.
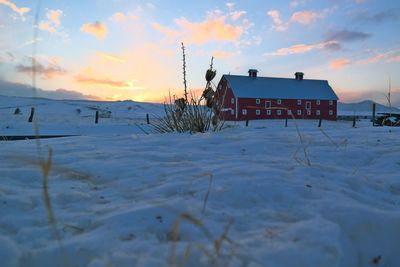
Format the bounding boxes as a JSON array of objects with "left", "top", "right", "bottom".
[{"left": 1, "top": 95, "right": 400, "bottom": 267}]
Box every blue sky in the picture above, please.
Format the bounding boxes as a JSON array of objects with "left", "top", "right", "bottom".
[{"left": 0, "top": 0, "right": 399, "bottom": 104}]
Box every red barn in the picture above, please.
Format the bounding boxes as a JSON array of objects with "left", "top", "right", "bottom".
[{"left": 215, "top": 69, "right": 339, "bottom": 121}]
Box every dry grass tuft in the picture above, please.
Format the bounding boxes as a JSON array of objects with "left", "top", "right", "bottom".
[{"left": 169, "top": 213, "right": 236, "bottom": 267}]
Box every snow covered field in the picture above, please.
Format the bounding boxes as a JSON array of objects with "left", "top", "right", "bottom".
[{"left": 1, "top": 95, "right": 400, "bottom": 267}]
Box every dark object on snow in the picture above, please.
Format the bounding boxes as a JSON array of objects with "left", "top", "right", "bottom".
[
  {"left": 373, "top": 113, "right": 400, "bottom": 127},
  {"left": 28, "top": 107, "right": 35, "bottom": 123},
  {"left": 95, "top": 110, "right": 99, "bottom": 124},
  {"left": 14, "top": 107, "right": 21, "bottom": 115}
]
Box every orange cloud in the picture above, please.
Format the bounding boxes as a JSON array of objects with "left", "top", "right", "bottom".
[
  {"left": 0, "top": 0, "right": 29, "bottom": 16},
  {"left": 152, "top": 22, "right": 180, "bottom": 38},
  {"left": 212, "top": 50, "right": 237, "bottom": 59},
  {"left": 153, "top": 12, "right": 243, "bottom": 44},
  {"left": 110, "top": 12, "right": 139, "bottom": 22},
  {"left": 39, "top": 10, "right": 63, "bottom": 33},
  {"left": 76, "top": 75, "right": 142, "bottom": 90},
  {"left": 96, "top": 52, "right": 127, "bottom": 62},
  {"left": 81, "top": 22, "right": 108, "bottom": 40},
  {"left": 330, "top": 58, "right": 351, "bottom": 69},
  {"left": 290, "top": 11, "right": 321, "bottom": 25},
  {"left": 111, "top": 12, "right": 127, "bottom": 22}
]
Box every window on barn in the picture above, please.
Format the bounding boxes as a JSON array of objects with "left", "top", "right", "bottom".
[
  {"left": 306, "top": 101, "right": 311, "bottom": 110},
  {"left": 231, "top": 98, "right": 235, "bottom": 104},
  {"left": 277, "top": 110, "right": 282, "bottom": 115},
  {"left": 316, "top": 110, "right": 321, "bottom": 116},
  {"left": 297, "top": 110, "right": 302, "bottom": 115},
  {"left": 307, "top": 110, "right": 311, "bottom": 115},
  {"left": 256, "top": 99, "right": 260, "bottom": 104},
  {"left": 231, "top": 109, "right": 235, "bottom": 115},
  {"left": 277, "top": 99, "right": 282, "bottom": 105},
  {"left": 317, "top": 100, "right": 321, "bottom": 105},
  {"left": 297, "top": 100, "right": 302, "bottom": 105},
  {"left": 329, "top": 110, "right": 333, "bottom": 115},
  {"left": 242, "top": 109, "right": 247, "bottom": 115},
  {"left": 218, "top": 84, "right": 222, "bottom": 90},
  {"left": 256, "top": 109, "right": 260, "bottom": 115},
  {"left": 288, "top": 110, "right": 292, "bottom": 115},
  {"left": 329, "top": 100, "right": 333, "bottom": 105},
  {"left": 265, "top": 101, "right": 271, "bottom": 109},
  {"left": 267, "top": 110, "right": 271, "bottom": 115}
]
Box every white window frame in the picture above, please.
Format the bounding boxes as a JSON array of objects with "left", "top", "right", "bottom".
[
  {"left": 277, "top": 99, "right": 282, "bottom": 105},
  {"left": 256, "top": 99, "right": 260, "bottom": 104},
  {"left": 288, "top": 110, "right": 292, "bottom": 115},
  {"left": 316, "top": 100, "right": 321, "bottom": 105},
  {"left": 256, "top": 109, "right": 260, "bottom": 115},
  {"left": 329, "top": 100, "right": 333, "bottom": 106},
  {"left": 231, "top": 109, "right": 235, "bottom": 115},
  {"left": 329, "top": 110, "right": 333, "bottom": 115},
  {"left": 297, "top": 100, "right": 302, "bottom": 105},
  {"left": 306, "top": 101, "right": 311, "bottom": 110},
  {"left": 316, "top": 110, "right": 321, "bottom": 116},
  {"left": 277, "top": 110, "right": 282, "bottom": 115},
  {"left": 297, "top": 110, "right": 302, "bottom": 116},
  {"left": 267, "top": 110, "right": 271, "bottom": 115},
  {"left": 307, "top": 110, "right": 311, "bottom": 115},
  {"left": 231, "top": 98, "right": 235, "bottom": 104},
  {"left": 265, "top": 101, "right": 271, "bottom": 109},
  {"left": 242, "top": 109, "right": 247, "bottom": 115}
]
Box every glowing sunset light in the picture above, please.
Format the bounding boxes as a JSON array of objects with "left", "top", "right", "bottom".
[{"left": 0, "top": 0, "right": 399, "bottom": 105}]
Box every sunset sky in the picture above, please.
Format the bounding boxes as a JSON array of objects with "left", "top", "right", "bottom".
[{"left": 0, "top": 0, "right": 399, "bottom": 104}]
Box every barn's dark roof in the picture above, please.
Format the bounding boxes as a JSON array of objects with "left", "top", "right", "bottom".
[{"left": 223, "top": 75, "right": 339, "bottom": 100}]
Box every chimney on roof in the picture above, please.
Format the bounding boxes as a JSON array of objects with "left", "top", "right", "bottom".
[
  {"left": 295, "top": 72, "right": 304, "bottom": 80},
  {"left": 248, "top": 69, "right": 258, "bottom": 78}
]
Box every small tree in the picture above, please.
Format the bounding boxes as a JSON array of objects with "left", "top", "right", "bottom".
[{"left": 14, "top": 107, "right": 21, "bottom": 115}]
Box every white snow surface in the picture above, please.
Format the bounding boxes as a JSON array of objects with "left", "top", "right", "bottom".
[{"left": 1, "top": 95, "right": 400, "bottom": 267}]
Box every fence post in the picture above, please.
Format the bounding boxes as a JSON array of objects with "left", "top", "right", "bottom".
[
  {"left": 95, "top": 111, "right": 99, "bottom": 124},
  {"left": 146, "top": 113, "right": 150, "bottom": 124},
  {"left": 245, "top": 120, "right": 249, "bottom": 127},
  {"left": 28, "top": 107, "right": 35, "bottom": 123},
  {"left": 285, "top": 118, "right": 288, "bottom": 128},
  {"left": 372, "top": 103, "right": 376, "bottom": 126},
  {"left": 352, "top": 116, "right": 356, "bottom": 128},
  {"left": 318, "top": 119, "right": 322, "bottom": 128}
]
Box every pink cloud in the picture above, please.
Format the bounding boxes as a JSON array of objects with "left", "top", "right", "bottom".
[
  {"left": 330, "top": 58, "right": 352, "bottom": 69},
  {"left": 267, "top": 42, "right": 331, "bottom": 56},
  {"left": 267, "top": 10, "right": 287, "bottom": 32},
  {"left": 290, "top": 11, "right": 321, "bottom": 25},
  {"left": 81, "top": 22, "right": 108, "bottom": 40},
  {"left": 230, "top": 11, "right": 247, "bottom": 21}
]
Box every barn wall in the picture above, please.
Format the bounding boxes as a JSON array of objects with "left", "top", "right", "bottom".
[
  {"left": 216, "top": 77, "right": 237, "bottom": 121},
  {"left": 236, "top": 98, "right": 337, "bottom": 121}
]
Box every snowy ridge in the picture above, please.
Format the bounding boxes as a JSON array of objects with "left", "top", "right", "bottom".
[
  {"left": 0, "top": 95, "right": 164, "bottom": 135},
  {"left": 338, "top": 100, "right": 400, "bottom": 116}
]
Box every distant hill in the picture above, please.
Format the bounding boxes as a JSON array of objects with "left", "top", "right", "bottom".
[{"left": 338, "top": 100, "right": 400, "bottom": 115}]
